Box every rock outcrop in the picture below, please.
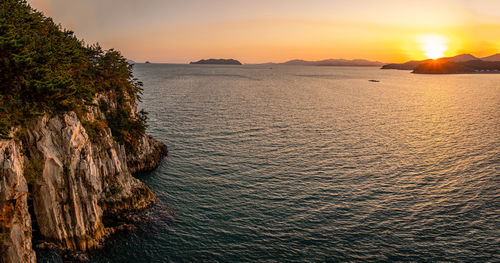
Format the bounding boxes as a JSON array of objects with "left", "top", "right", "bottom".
[
  {"left": 25, "top": 112, "right": 156, "bottom": 252},
  {"left": 0, "top": 140, "right": 36, "bottom": 263},
  {"left": 127, "top": 135, "right": 168, "bottom": 175},
  {"left": 90, "top": 92, "right": 168, "bottom": 175},
  {"left": 0, "top": 99, "right": 167, "bottom": 262},
  {"left": 0, "top": 1, "right": 167, "bottom": 261}
]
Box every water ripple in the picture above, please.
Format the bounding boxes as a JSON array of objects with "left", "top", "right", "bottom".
[{"left": 90, "top": 65, "right": 500, "bottom": 262}]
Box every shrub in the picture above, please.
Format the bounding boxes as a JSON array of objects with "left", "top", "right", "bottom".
[
  {"left": 23, "top": 157, "right": 43, "bottom": 184},
  {"left": 106, "top": 107, "right": 147, "bottom": 152},
  {"left": 82, "top": 119, "right": 108, "bottom": 141},
  {"left": 0, "top": 232, "right": 9, "bottom": 243},
  {"left": 109, "top": 185, "right": 123, "bottom": 197}
]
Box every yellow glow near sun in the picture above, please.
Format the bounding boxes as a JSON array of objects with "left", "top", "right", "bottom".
[{"left": 417, "top": 34, "right": 448, "bottom": 59}]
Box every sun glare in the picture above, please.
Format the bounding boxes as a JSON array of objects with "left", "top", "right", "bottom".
[{"left": 417, "top": 34, "right": 448, "bottom": 59}]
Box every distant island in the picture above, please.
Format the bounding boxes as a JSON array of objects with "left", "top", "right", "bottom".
[
  {"left": 381, "top": 53, "right": 500, "bottom": 71},
  {"left": 274, "top": 58, "right": 384, "bottom": 67},
  {"left": 190, "top": 59, "right": 242, "bottom": 65}
]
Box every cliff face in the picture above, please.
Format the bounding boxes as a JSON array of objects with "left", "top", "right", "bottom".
[
  {"left": 90, "top": 92, "right": 168, "bottom": 175},
  {"left": 127, "top": 135, "right": 168, "bottom": 175},
  {"left": 0, "top": 140, "right": 36, "bottom": 263},
  {"left": 0, "top": 94, "right": 166, "bottom": 262},
  {"left": 26, "top": 112, "right": 158, "bottom": 251},
  {"left": 1, "top": 1, "right": 167, "bottom": 261}
]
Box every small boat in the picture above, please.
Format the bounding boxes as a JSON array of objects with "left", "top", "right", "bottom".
[{"left": 368, "top": 79, "right": 380, "bottom": 82}]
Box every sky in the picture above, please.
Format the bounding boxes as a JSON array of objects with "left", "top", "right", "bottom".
[{"left": 28, "top": 0, "right": 500, "bottom": 63}]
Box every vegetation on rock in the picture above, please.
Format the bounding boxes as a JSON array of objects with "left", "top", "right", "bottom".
[
  {"left": 0, "top": 0, "right": 146, "bottom": 151},
  {"left": 23, "top": 156, "right": 43, "bottom": 184}
]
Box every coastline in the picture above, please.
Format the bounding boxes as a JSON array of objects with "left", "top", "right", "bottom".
[{"left": 1, "top": 105, "right": 167, "bottom": 262}]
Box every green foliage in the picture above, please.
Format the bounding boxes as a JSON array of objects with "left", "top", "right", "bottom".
[
  {"left": 0, "top": 232, "right": 9, "bottom": 243},
  {"left": 0, "top": 0, "right": 146, "bottom": 150},
  {"left": 82, "top": 121, "right": 98, "bottom": 140},
  {"left": 106, "top": 108, "right": 148, "bottom": 152},
  {"left": 82, "top": 119, "right": 108, "bottom": 141},
  {"left": 23, "top": 156, "right": 43, "bottom": 184},
  {"left": 109, "top": 185, "right": 123, "bottom": 197},
  {"left": 0, "top": 116, "right": 10, "bottom": 139}
]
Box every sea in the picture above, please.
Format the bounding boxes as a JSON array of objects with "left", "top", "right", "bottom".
[{"left": 54, "top": 65, "right": 500, "bottom": 262}]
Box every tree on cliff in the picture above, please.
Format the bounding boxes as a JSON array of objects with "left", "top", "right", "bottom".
[{"left": 0, "top": 0, "right": 146, "bottom": 151}]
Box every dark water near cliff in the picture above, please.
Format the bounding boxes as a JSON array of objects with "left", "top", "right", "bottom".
[{"left": 92, "top": 65, "right": 499, "bottom": 262}]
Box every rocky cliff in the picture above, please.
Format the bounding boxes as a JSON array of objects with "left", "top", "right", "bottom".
[
  {"left": 0, "top": 140, "right": 36, "bottom": 263},
  {"left": 0, "top": 1, "right": 168, "bottom": 261},
  {"left": 0, "top": 98, "right": 167, "bottom": 262}
]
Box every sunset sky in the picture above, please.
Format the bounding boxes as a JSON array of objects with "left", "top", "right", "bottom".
[{"left": 28, "top": 0, "right": 500, "bottom": 63}]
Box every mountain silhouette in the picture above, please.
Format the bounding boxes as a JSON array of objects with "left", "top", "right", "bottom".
[
  {"left": 280, "top": 58, "right": 384, "bottom": 67},
  {"left": 481, "top": 54, "right": 500, "bottom": 61},
  {"left": 413, "top": 60, "right": 500, "bottom": 74},
  {"left": 381, "top": 53, "right": 500, "bottom": 70}
]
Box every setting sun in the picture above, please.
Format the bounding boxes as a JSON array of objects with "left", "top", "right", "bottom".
[
  {"left": 2, "top": 1, "right": 500, "bottom": 262},
  {"left": 417, "top": 34, "right": 449, "bottom": 59}
]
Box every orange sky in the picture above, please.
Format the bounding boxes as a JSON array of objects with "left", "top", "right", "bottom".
[{"left": 28, "top": 0, "right": 500, "bottom": 63}]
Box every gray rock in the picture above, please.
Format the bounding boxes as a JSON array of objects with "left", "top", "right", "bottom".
[
  {"left": 0, "top": 140, "right": 36, "bottom": 263},
  {"left": 0, "top": 91, "right": 167, "bottom": 262}
]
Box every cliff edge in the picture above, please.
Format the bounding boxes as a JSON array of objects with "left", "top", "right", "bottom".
[
  {"left": 0, "top": 1, "right": 167, "bottom": 261},
  {"left": 0, "top": 97, "right": 167, "bottom": 262}
]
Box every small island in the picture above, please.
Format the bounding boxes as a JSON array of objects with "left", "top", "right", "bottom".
[{"left": 190, "top": 58, "right": 242, "bottom": 65}]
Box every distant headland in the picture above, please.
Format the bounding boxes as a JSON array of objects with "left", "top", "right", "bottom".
[
  {"left": 190, "top": 59, "right": 242, "bottom": 65},
  {"left": 412, "top": 60, "right": 500, "bottom": 74},
  {"left": 381, "top": 53, "right": 500, "bottom": 73}
]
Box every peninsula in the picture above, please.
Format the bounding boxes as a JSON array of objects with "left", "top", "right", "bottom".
[{"left": 190, "top": 59, "right": 242, "bottom": 65}]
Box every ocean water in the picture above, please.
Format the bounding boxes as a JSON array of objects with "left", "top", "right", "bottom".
[{"left": 91, "top": 65, "right": 499, "bottom": 262}]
